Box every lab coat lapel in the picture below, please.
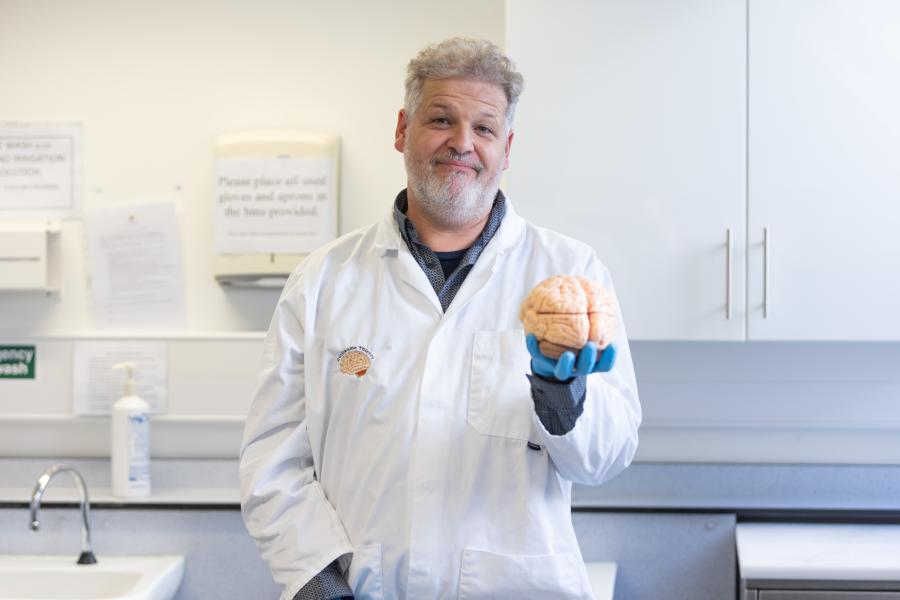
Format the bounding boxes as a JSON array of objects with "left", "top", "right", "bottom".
[
  {"left": 443, "top": 199, "right": 527, "bottom": 320},
  {"left": 374, "top": 214, "right": 443, "bottom": 315},
  {"left": 373, "top": 199, "right": 527, "bottom": 319}
]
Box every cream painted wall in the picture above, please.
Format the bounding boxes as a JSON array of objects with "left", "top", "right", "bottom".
[
  {"left": 0, "top": 0, "right": 505, "bottom": 333},
  {"left": 2, "top": 2, "right": 898, "bottom": 467}
]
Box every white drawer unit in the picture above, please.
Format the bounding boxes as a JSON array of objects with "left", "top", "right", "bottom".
[
  {"left": 755, "top": 593, "right": 900, "bottom": 599},
  {"left": 737, "top": 523, "right": 900, "bottom": 599}
]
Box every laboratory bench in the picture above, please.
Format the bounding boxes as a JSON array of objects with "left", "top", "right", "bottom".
[{"left": 2, "top": 459, "right": 900, "bottom": 599}]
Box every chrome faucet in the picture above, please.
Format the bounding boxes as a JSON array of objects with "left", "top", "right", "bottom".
[{"left": 29, "top": 464, "right": 98, "bottom": 565}]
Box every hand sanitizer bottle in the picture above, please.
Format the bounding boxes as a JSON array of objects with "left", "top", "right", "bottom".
[{"left": 111, "top": 362, "right": 151, "bottom": 497}]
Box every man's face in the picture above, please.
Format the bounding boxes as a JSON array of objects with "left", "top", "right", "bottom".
[{"left": 395, "top": 77, "right": 514, "bottom": 229}]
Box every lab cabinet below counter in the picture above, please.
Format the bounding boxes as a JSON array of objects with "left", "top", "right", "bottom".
[{"left": 737, "top": 523, "right": 900, "bottom": 599}]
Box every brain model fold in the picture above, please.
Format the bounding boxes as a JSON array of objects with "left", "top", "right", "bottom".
[{"left": 519, "top": 275, "right": 619, "bottom": 359}]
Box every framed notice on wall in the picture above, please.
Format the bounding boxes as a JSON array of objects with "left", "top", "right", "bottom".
[
  {"left": 212, "top": 131, "right": 339, "bottom": 286},
  {"left": 0, "top": 123, "right": 82, "bottom": 219}
]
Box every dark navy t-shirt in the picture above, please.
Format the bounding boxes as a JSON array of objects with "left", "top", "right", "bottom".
[{"left": 434, "top": 248, "right": 469, "bottom": 279}]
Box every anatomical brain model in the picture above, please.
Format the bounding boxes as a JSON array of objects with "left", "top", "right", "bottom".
[{"left": 519, "top": 275, "right": 619, "bottom": 359}]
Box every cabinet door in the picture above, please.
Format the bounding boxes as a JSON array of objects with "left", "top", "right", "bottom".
[
  {"left": 572, "top": 512, "right": 736, "bottom": 600},
  {"left": 748, "top": 0, "right": 900, "bottom": 339},
  {"left": 506, "top": 0, "right": 747, "bottom": 340}
]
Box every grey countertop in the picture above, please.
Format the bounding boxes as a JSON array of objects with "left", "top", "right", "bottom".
[{"left": 5, "top": 459, "right": 900, "bottom": 512}]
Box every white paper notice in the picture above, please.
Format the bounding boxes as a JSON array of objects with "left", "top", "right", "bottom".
[
  {"left": 214, "top": 157, "right": 337, "bottom": 254},
  {"left": 85, "top": 201, "right": 187, "bottom": 330},
  {"left": 0, "top": 123, "right": 82, "bottom": 218},
  {"left": 72, "top": 341, "right": 167, "bottom": 415}
]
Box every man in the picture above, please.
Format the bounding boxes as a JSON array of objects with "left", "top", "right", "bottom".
[{"left": 240, "top": 38, "right": 641, "bottom": 600}]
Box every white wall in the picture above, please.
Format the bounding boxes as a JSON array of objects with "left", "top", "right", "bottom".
[
  {"left": 0, "top": 0, "right": 505, "bottom": 333},
  {"left": 3, "top": 1, "right": 898, "bottom": 466},
  {"left": 0, "top": 0, "right": 505, "bottom": 457},
  {"left": 0, "top": 333, "right": 261, "bottom": 458}
]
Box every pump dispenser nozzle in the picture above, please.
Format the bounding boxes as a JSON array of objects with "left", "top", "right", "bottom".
[{"left": 112, "top": 362, "right": 137, "bottom": 397}]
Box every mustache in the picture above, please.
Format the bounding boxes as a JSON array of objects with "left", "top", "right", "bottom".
[{"left": 432, "top": 151, "right": 484, "bottom": 174}]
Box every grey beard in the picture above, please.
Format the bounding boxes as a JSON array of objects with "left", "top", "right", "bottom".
[{"left": 405, "top": 150, "right": 501, "bottom": 229}]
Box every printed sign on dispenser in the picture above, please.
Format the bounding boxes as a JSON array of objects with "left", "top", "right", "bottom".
[{"left": 214, "top": 157, "right": 337, "bottom": 254}]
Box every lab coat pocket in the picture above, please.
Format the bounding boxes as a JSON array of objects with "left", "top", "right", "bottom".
[
  {"left": 468, "top": 329, "right": 534, "bottom": 441},
  {"left": 458, "top": 547, "right": 589, "bottom": 600},
  {"left": 347, "top": 542, "right": 384, "bottom": 600}
]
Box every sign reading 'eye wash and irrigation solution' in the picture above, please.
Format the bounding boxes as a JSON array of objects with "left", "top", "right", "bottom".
[
  {"left": 0, "top": 123, "right": 82, "bottom": 219},
  {"left": 0, "top": 346, "right": 35, "bottom": 379}
]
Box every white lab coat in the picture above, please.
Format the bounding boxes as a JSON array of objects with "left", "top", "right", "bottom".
[{"left": 239, "top": 198, "right": 641, "bottom": 600}]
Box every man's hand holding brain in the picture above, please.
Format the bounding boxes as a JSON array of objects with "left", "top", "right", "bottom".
[{"left": 520, "top": 275, "right": 619, "bottom": 382}]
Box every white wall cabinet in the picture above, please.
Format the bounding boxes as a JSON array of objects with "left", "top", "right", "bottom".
[
  {"left": 507, "top": 0, "right": 900, "bottom": 340},
  {"left": 507, "top": 0, "right": 748, "bottom": 340},
  {"left": 747, "top": 0, "right": 900, "bottom": 340}
]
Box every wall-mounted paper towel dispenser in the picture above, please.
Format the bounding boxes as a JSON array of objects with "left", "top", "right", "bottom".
[
  {"left": 212, "top": 130, "right": 340, "bottom": 288},
  {"left": 0, "top": 221, "right": 61, "bottom": 292}
]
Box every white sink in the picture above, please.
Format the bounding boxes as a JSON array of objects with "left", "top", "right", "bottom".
[{"left": 0, "top": 555, "right": 184, "bottom": 600}]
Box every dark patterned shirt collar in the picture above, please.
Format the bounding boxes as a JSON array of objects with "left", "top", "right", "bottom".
[{"left": 392, "top": 188, "right": 507, "bottom": 311}]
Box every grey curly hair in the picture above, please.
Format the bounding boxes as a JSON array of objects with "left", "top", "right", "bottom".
[{"left": 404, "top": 37, "right": 524, "bottom": 129}]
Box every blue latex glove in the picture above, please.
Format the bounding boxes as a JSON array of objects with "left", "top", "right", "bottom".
[{"left": 526, "top": 333, "right": 617, "bottom": 381}]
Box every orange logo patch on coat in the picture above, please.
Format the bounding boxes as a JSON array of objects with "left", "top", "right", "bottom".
[{"left": 338, "top": 346, "right": 374, "bottom": 377}]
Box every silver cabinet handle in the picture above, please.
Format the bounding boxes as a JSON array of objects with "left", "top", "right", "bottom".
[
  {"left": 763, "top": 227, "right": 770, "bottom": 319},
  {"left": 726, "top": 228, "right": 732, "bottom": 320}
]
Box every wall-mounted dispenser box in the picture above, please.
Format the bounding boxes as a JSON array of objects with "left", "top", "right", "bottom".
[
  {"left": 213, "top": 131, "right": 340, "bottom": 288},
  {"left": 0, "top": 221, "right": 61, "bottom": 292}
]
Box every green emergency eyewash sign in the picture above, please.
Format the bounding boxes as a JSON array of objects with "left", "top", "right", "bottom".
[{"left": 0, "top": 346, "right": 35, "bottom": 379}]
